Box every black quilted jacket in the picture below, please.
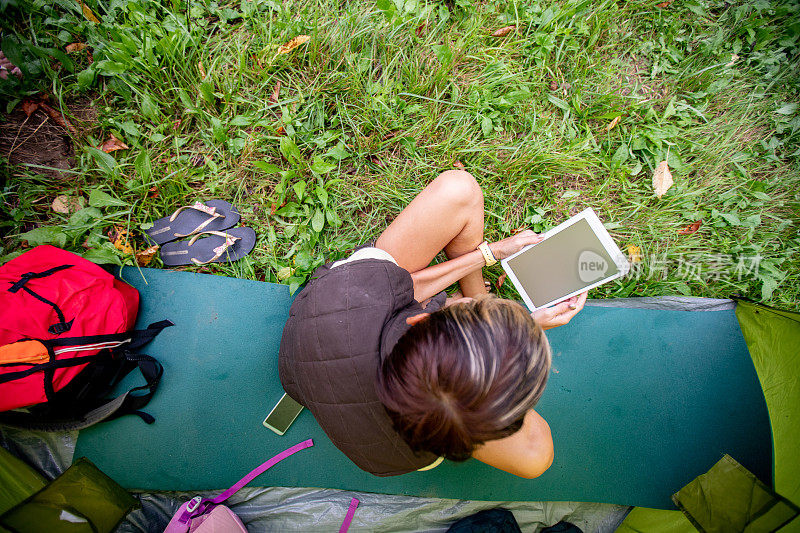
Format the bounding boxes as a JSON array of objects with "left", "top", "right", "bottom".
[{"left": 278, "top": 258, "right": 446, "bottom": 476}]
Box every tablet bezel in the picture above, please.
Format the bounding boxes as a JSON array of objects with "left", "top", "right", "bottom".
[{"left": 500, "top": 208, "right": 630, "bottom": 311}]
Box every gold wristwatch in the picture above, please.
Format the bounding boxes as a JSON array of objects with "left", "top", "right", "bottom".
[{"left": 478, "top": 241, "right": 497, "bottom": 267}]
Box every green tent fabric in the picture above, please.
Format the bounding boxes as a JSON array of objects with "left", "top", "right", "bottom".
[
  {"left": 614, "top": 507, "right": 695, "bottom": 533},
  {"left": 672, "top": 454, "right": 798, "bottom": 532},
  {"left": 73, "top": 268, "right": 771, "bottom": 509},
  {"left": 618, "top": 452, "right": 800, "bottom": 533},
  {"left": 735, "top": 300, "right": 800, "bottom": 508},
  {"left": 0, "top": 457, "right": 138, "bottom": 533},
  {"left": 0, "top": 446, "right": 46, "bottom": 517}
]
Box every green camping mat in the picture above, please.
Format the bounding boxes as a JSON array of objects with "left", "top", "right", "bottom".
[{"left": 74, "top": 268, "right": 771, "bottom": 509}]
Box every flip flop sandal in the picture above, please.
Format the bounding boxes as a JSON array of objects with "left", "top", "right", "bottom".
[
  {"left": 159, "top": 228, "right": 257, "bottom": 266},
  {"left": 145, "top": 200, "right": 240, "bottom": 245}
]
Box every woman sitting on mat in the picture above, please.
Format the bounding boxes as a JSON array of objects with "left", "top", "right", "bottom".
[{"left": 278, "top": 170, "right": 587, "bottom": 478}]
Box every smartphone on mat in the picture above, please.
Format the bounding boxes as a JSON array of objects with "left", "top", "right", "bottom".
[{"left": 262, "top": 393, "right": 304, "bottom": 436}]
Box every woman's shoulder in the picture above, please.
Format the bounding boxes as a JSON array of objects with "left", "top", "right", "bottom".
[{"left": 290, "top": 259, "right": 415, "bottom": 318}]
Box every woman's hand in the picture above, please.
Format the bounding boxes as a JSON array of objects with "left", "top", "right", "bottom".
[
  {"left": 531, "top": 292, "right": 587, "bottom": 330},
  {"left": 489, "top": 230, "right": 544, "bottom": 261}
]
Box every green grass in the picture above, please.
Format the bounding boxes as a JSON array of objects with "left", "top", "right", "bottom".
[{"left": 1, "top": 0, "right": 798, "bottom": 308}]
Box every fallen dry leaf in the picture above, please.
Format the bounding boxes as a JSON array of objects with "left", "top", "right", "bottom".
[
  {"left": 79, "top": 0, "right": 100, "bottom": 23},
  {"left": 454, "top": 160, "right": 465, "bottom": 169},
  {"left": 112, "top": 229, "right": 133, "bottom": 255},
  {"left": 652, "top": 160, "right": 673, "bottom": 198},
  {"left": 66, "top": 43, "right": 88, "bottom": 53},
  {"left": 38, "top": 102, "right": 77, "bottom": 134},
  {"left": 148, "top": 186, "right": 159, "bottom": 199},
  {"left": 415, "top": 23, "right": 427, "bottom": 38},
  {"left": 276, "top": 125, "right": 285, "bottom": 136},
  {"left": 276, "top": 35, "right": 311, "bottom": 55},
  {"left": 22, "top": 99, "right": 39, "bottom": 118},
  {"left": 627, "top": 245, "right": 642, "bottom": 263},
  {"left": 100, "top": 133, "right": 129, "bottom": 153},
  {"left": 270, "top": 80, "right": 281, "bottom": 103},
  {"left": 51, "top": 196, "right": 71, "bottom": 214},
  {"left": 605, "top": 116, "right": 621, "bottom": 132},
  {"left": 135, "top": 245, "right": 159, "bottom": 267},
  {"left": 492, "top": 25, "right": 516, "bottom": 37},
  {"left": 656, "top": 0, "right": 673, "bottom": 7},
  {"left": 678, "top": 220, "right": 702, "bottom": 235},
  {"left": 51, "top": 195, "right": 81, "bottom": 214},
  {"left": 270, "top": 201, "right": 287, "bottom": 216},
  {"left": 198, "top": 61, "right": 206, "bottom": 79},
  {"left": 496, "top": 272, "right": 507, "bottom": 289}
]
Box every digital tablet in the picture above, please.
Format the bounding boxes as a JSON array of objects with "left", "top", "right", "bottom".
[{"left": 500, "top": 208, "right": 630, "bottom": 310}]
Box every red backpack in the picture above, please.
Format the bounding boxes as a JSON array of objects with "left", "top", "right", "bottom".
[{"left": 0, "top": 245, "right": 171, "bottom": 430}]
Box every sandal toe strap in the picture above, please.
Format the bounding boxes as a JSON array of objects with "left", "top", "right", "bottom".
[
  {"left": 188, "top": 231, "right": 241, "bottom": 265},
  {"left": 169, "top": 202, "right": 225, "bottom": 238}
]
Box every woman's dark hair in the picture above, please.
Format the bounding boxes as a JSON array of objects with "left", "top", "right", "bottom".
[{"left": 376, "top": 296, "right": 551, "bottom": 462}]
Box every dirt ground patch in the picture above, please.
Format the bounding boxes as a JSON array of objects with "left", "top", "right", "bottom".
[{"left": 0, "top": 98, "right": 96, "bottom": 179}]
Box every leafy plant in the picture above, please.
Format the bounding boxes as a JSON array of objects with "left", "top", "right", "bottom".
[
  {"left": 14, "top": 187, "right": 130, "bottom": 265},
  {"left": 255, "top": 137, "right": 344, "bottom": 293}
]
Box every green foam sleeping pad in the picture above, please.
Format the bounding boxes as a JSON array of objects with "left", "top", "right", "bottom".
[{"left": 74, "top": 268, "right": 771, "bottom": 509}]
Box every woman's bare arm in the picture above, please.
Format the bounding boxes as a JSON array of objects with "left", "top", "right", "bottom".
[
  {"left": 410, "top": 249, "right": 486, "bottom": 302},
  {"left": 409, "top": 231, "right": 548, "bottom": 303},
  {"left": 471, "top": 409, "right": 554, "bottom": 479}
]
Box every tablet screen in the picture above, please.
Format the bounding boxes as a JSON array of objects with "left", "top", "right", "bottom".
[{"left": 505, "top": 218, "right": 620, "bottom": 308}]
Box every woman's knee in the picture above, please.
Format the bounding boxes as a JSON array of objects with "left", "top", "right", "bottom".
[{"left": 432, "top": 170, "right": 483, "bottom": 209}]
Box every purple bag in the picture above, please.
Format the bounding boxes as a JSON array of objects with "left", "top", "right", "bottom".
[{"left": 163, "top": 439, "right": 313, "bottom": 533}]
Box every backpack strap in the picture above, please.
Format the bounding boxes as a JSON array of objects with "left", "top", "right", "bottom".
[
  {"left": 179, "top": 439, "right": 314, "bottom": 524},
  {"left": 0, "top": 321, "right": 172, "bottom": 431},
  {"left": 0, "top": 321, "right": 173, "bottom": 384},
  {"left": 0, "top": 351, "right": 164, "bottom": 431},
  {"left": 115, "top": 351, "right": 163, "bottom": 423},
  {"left": 42, "top": 319, "right": 174, "bottom": 350},
  {"left": 7, "top": 264, "right": 75, "bottom": 334}
]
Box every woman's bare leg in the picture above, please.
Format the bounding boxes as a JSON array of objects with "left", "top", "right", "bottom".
[{"left": 375, "top": 170, "right": 488, "bottom": 298}]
